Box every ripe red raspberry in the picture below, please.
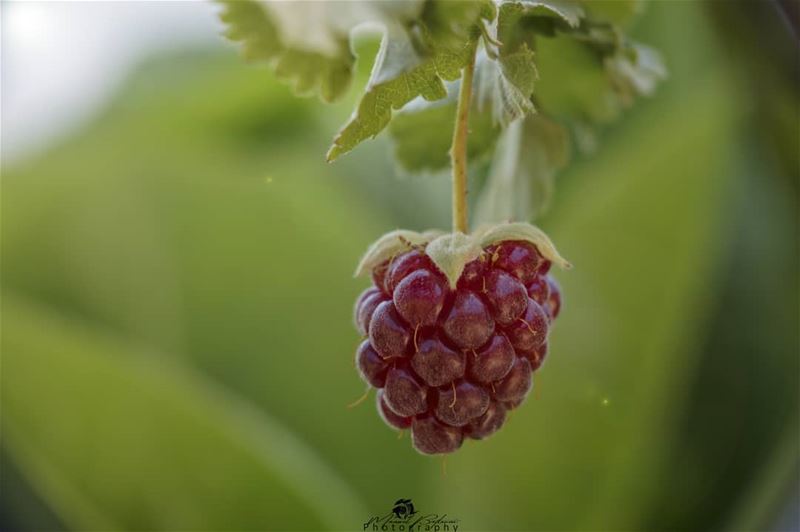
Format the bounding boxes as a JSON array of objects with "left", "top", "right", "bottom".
[
  {"left": 377, "top": 390, "right": 412, "bottom": 430},
  {"left": 525, "top": 276, "right": 550, "bottom": 305},
  {"left": 354, "top": 287, "right": 388, "bottom": 336},
  {"left": 466, "top": 401, "right": 507, "bottom": 440},
  {"left": 546, "top": 276, "right": 562, "bottom": 319},
  {"left": 490, "top": 240, "right": 546, "bottom": 284},
  {"left": 442, "top": 291, "right": 495, "bottom": 349},
  {"left": 352, "top": 230, "right": 566, "bottom": 455}
]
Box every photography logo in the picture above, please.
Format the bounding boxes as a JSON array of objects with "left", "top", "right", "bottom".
[
  {"left": 363, "top": 498, "right": 460, "bottom": 532},
  {"left": 392, "top": 499, "right": 416, "bottom": 519}
]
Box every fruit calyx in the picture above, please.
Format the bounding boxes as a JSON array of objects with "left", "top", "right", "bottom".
[{"left": 355, "top": 222, "right": 571, "bottom": 289}]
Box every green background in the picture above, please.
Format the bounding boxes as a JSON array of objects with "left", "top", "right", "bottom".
[{"left": 2, "top": 2, "right": 797, "bottom": 530}]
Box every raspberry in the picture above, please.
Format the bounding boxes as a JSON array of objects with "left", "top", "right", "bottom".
[
  {"left": 504, "top": 396, "right": 525, "bottom": 410},
  {"left": 523, "top": 341, "right": 548, "bottom": 371},
  {"left": 411, "top": 415, "right": 464, "bottom": 454},
  {"left": 466, "top": 401, "right": 506, "bottom": 440},
  {"left": 546, "top": 276, "right": 562, "bottom": 319},
  {"left": 356, "top": 340, "right": 389, "bottom": 388},
  {"left": 491, "top": 240, "right": 545, "bottom": 284},
  {"left": 467, "top": 333, "right": 515, "bottom": 383},
  {"left": 411, "top": 335, "right": 465, "bottom": 387},
  {"left": 457, "top": 256, "right": 486, "bottom": 289},
  {"left": 372, "top": 260, "right": 390, "bottom": 294},
  {"left": 386, "top": 249, "right": 435, "bottom": 293},
  {"left": 377, "top": 390, "right": 412, "bottom": 430},
  {"left": 354, "top": 287, "right": 388, "bottom": 336},
  {"left": 505, "top": 298, "right": 548, "bottom": 352},
  {"left": 483, "top": 269, "right": 528, "bottom": 326},
  {"left": 352, "top": 231, "right": 565, "bottom": 455},
  {"left": 494, "top": 356, "right": 532, "bottom": 402},
  {"left": 538, "top": 259, "right": 552, "bottom": 276},
  {"left": 393, "top": 269, "right": 448, "bottom": 327},
  {"left": 442, "top": 290, "right": 495, "bottom": 349},
  {"left": 435, "top": 380, "right": 490, "bottom": 426},
  {"left": 526, "top": 277, "right": 550, "bottom": 306},
  {"left": 383, "top": 366, "right": 428, "bottom": 416},
  {"left": 368, "top": 301, "right": 411, "bottom": 359}
]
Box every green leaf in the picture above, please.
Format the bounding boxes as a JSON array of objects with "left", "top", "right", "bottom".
[
  {"left": 608, "top": 43, "right": 668, "bottom": 99},
  {"left": 581, "top": 0, "right": 642, "bottom": 27},
  {"left": 218, "top": 0, "right": 356, "bottom": 102},
  {"left": 534, "top": 30, "right": 666, "bottom": 127},
  {"left": 475, "top": 114, "right": 569, "bottom": 223},
  {"left": 327, "top": 0, "right": 495, "bottom": 161},
  {"left": 416, "top": 0, "right": 498, "bottom": 49},
  {"left": 387, "top": 80, "right": 500, "bottom": 173},
  {"left": 473, "top": 46, "right": 536, "bottom": 125},
  {"left": 501, "top": 0, "right": 585, "bottom": 29},
  {"left": 327, "top": 41, "right": 475, "bottom": 162},
  {"left": 1, "top": 296, "right": 367, "bottom": 530},
  {"left": 473, "top": 0, "right": 584, "bottom": 125}
]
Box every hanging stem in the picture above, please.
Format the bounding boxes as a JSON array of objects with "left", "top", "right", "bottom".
[{"left": 450, "top": 40, "right": 478, "bottom": 234}]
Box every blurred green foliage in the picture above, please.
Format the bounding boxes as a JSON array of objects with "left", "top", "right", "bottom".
[{"left": 1, "top": 2, "right": 797, "bottom": 531}]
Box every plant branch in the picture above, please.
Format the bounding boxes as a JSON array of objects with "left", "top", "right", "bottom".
[{"left": 450, "top": 39, "right": 478, "bottom": 234}]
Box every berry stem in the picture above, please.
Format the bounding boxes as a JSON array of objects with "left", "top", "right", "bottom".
[{"left": 450, "top": 39, "right": 478, "bottom": 234}]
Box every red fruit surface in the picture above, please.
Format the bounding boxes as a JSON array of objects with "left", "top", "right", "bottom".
[
  {"left": 466, "top": 401, "right": 507, "bottom": 440},
  {"left": 458, "top": 256, "right": 486, "bottom": 289},
  {"left": 484, "top": 269, "right": 528, "bottom": 326},
  {"left": 372, "top": 260, "right": 390, "bottom": 294},
  {"left": 377, "top": 391, "right": 412, "bottom": 430},
  {"left": 546, "top": 276, "right": 562, "bottom": 319},
  {"left": 386, "top": 250, "right": 436, "bottom": 293},
  {"left": 526, "top": 277, "right": 550, "bottom": 306},
  {"left": 411, "top": 415, "right": 464, "bottom": 455},
  {"left": 355, "top": 287, "right": 388, "bottom": 336},
  {"left": 494, "top": 357, "right": 532, "bottom": 402},
  {"left": 352, "top": 238, "right": 563, "bottom": 454},
  {"left": 393, "top": 269, "right": 448, "bottom": 327},
  {"left": 442, "top": 290, "right": 495, "bottom": 349},
  {"left": 356, "top": 340, "right": 389, "bottom": 388},
  {"left": 383, "top": 366, "right": 428, "bottom": 417},
  {"left": 523, "top": 342, "right": 548, "bottom": 371},
  {"left": 468, "top": 333, "right": 515, "bottom": 383},
  {"left": 368, "top": 301, "right": 411, "bottom": 359},
  {"left": 435, "top": 380, "right": 490, "bottom": 427},
  {"left": 491, "top": 240, "right": 545, "bottom": 284},
  {"left": 506, "top": 298, "right": 549, "bottom": 352},
  {"left": 411, "top": 335, "right": 465, "bottom": 387}
]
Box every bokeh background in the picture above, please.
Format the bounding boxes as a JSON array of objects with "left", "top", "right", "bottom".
[{"left": 2, "top": 1, "right": 798, "bottom": 530}]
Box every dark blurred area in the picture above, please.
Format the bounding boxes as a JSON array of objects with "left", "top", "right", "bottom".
[{"left": 1, "top": 1, "right": 797, "bottom": 531}]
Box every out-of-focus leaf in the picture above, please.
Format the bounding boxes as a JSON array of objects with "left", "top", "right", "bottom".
[
  {"left": 217, "top": 0, "right": 500, "bottom": 110},
  {"left": 473, "top": 1, "right": 582, "bottom": 126},
  {"left": 474, "top": 114, "right": 569, "bottom": 223},
  {"left": 326, "top": 4, "right": 494, "bottom": 162},
  {"left": 473, "top": 46, "right": 536, "bottom": 126},
  {"left": 416, "top": 0, "right": 498, "bottom": 49},
  {"left": 434, "top": 69, "right": 739, "bottom": 529},
  {"left": 504, "top": 0, "right": 585, "bottom": 28},
  {"left": 1, "top": 296, "right": 367, "bottom": 531},
  {"left": 581, "top": 0, "right": 642, "bottom": 27},
  {"left": 218, "top": 0, "right": 356, "bottom": 102},
  {"left": 607, "top": 43, "right": 668, "bottom": 100},
  {"left": 387, "top": 80, "right": 500, "bottom": 173},
  {"left": 535, "top": 31, "right": 666, "bottom": 126}
]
